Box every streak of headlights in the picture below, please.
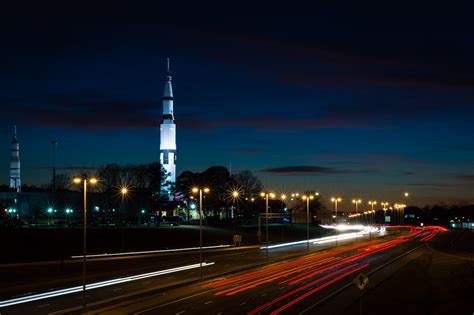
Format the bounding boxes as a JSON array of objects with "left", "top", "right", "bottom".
[
  {"left": 260, "top": 227, "right": 383, "bottom": 250},
  {"left": 71, "top": 245, "right": 231, "bottom": 259},
  {"left": 0, "top": 262, "right": 215, "bottom": 308}
]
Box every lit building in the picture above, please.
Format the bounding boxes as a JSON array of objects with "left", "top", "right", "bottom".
[
  {"left": 9, "top": 126, "right": 21, "bottom": 192},
  {"left": 160, "top": 58, "right": 176, "bottom": 198}
]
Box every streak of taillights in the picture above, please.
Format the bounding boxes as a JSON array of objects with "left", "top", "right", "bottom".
[{"left": 247, "top": 263, "right": 368, "bottom": 315}]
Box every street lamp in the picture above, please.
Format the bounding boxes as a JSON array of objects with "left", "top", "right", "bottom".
[
  {"left": 381, "top": 202, "right": 389, "bottom": 224},
  {"left": 331, "top": 197, "right": 341, "bottom": 246},
  {"left": 352, "top": 199, "right": 362, "bottom": 223},
  {"left": 403, "top": 192, "right": 409, "bottom": 225},
  {"left": 231, "top": 190, "right": 239, "bottom": 219},
  {"left": 368, "top": 201, "right": 377, "bottom": 225},
  {"left": 192, "top": 187, "right": 210, "bottom": 280},
  {"left": 119, "top": 186, "right": 129, "bottom": 250},
  {"left": 302, "top": 194, "right": 317, "bottom": 252},
  {"left": 121, "top": 187, "right": 128, "bottom": 195},
  {"left": 73, "top": 176, "right": 97, "bottom": 308},
  {"left": 260, "top": 192, "right": 275, "bottom": 261}
]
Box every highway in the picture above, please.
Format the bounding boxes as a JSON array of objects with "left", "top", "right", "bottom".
[
  {"left": 0, "top": 227, "right": 390, "bottom": 314},
  {"left": 97, "top": 226, "right": 443, "bottom": 315},
  {"left": 0, "top": 225, "right": 443, "bottom": 315}
]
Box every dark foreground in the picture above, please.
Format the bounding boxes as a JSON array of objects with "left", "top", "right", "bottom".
[
  {"left": 2, "top": 227, "right": 472, "bottom": 315},
  {"left": 88, "top": 226, "right": 466, "bottom": 315}
]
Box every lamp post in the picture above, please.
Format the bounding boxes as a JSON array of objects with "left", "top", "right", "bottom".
[
  {"left": 381, "top": 202, "right": 389, "bottom": 224},
  {"left": 192, "top": 187, "right": 210, "bottom": 280},
  {"left": 368, "top": 201, "right": 377, "bottom": 224},
  {"left": 260, "top": 192, "right": 275, "bottom": 261},
  {"left": 352, "top": 199, "right": 361, "bottom": 224},
  {"left": 394, "top": 204, "right": 400, "bottom": 225},
  {"left": 51, "top": 140, "right": 58, "bottom": 193},
  {"left": 280, "top": 194, "right": 287, "bottom": 242},
  {"left": 302, "top": 194, "right": 314, "bottom": 252},
  {"left": 331, "top": 197, "right": 341, "bottom": 246},
  {"left": 120, "top": 187, "right": 128, "bottom": 251},
  {"left": 403, "top": 192, "right": 409, "bottom": 225},
  {"left": 368, "top": 201, "right": 377, "bottom": 240},
  {"left": 73, "top": 176, "right": 97, "bottom": 308},
  {"left": 231, "top": 190, "right": 239, "bottom": 219}
]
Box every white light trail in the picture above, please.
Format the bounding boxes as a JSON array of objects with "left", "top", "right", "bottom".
[
  {"left": 260, "top": 226, "right": 383, "bottom": 250},
  {"left": 71, "top": 244, "right": 231, "bottom": 259},
  {"left": 0, "top": 262, "right": 215, "bottom": 308},
  {"left": 319, "top": 224, "right": 367, "bottom": 231}
]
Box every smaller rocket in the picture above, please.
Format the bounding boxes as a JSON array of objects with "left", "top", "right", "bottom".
[{"left": 9, "top": 125, "right": 21, "bottom": 192}]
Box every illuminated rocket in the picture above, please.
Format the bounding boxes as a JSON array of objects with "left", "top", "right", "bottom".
[
  {"left": 160, "top": 58, "right": 176, "bottom": 194},
  {"left": 9, "top": 125, "right": 21, "bottom": 192}
]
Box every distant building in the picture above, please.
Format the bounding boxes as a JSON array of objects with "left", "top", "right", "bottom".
[
  {"left": 160, "top": 58, "right": 177, "bottom": 198},
  {"left": 9, "top": 126, "right": 21, "bottom": 192}
]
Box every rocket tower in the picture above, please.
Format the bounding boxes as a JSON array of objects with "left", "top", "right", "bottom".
[
  {"left": 160, "top": 58, "right": 176, "bottom": 195},
  {"left": 9, "top": 126, "right": 21, "bottom": 192}
]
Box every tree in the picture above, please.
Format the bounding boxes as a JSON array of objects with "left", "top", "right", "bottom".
[
  {"left": 50, "top": 174, "right": 72, "bottom": 191},
  {"left": 97, "top": 164, "right": 121, "bottom": 191},
  {"left": 232, "top": 170, "right": 263, "bottom": 195},
  {"left": 291, "top": 191, "right": 324, "bottom": 224}
]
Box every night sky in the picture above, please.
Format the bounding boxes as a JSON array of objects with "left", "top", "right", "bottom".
[{"left": 1, "top": 3, "right": 473, "bottom": 206}]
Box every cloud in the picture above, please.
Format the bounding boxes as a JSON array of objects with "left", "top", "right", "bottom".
[
  {"left": 34, "top": 165, "right": 99, "bottom": 171},
  {"left": 318, "top": 152, "right": 431, "bottom": 167},
  {"left": 176, "top": 28, "right": 474, "bottom": 92},
  {"left": 404, "top": 183, "right": 452, "bottom": 187},
  {"left": 450, "top": 174, "right": 474, "bottom": 182},
  {"left": 232, "top": 149, "right": 263, "bottom": 155},
  {"left": 1, "top": 98, "right": 380, "bottom": 131},
  {"left": 260, "top": 165, "right": 377, "bottom": 175}
]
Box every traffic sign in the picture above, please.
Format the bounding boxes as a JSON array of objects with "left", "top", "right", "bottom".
[{"left": 353, "top": 273, "right": 369, "bottom": 290}]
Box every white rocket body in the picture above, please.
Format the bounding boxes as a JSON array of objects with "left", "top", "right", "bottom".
[
  {"left": 9, "top": 127, "right": 21, "bottom": 192},
  {"left": 160, "top": 60, "right": 176, "bottom": 194}
]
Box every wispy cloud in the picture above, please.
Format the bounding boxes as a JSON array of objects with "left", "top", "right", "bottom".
[
  {"left": 232, "top": 149, "right": 263, "bottom": 155},
  {"left": 34, "top": 165, "right": 99, "bottom": 171},
  {"left": 260, "top": 165, "right": 378, "bottom": 175},
  {"left": 317, "top": 152, "right": 431, "bottom": 167},
  {"left": 449, "top": 174, "right": 474, "bottom": 182}
]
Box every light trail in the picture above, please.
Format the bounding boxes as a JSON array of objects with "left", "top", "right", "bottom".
[
  {"left": 215, "top": 257, "right": 339, "bottom": 296},
  {"left": 269, "top": 264, "right": 369, "bottom": 315},
  {"left": 247, "top": 263, "right": 368, "bottom": 315},
  {"left": 206, "top": 240, "right": 379, "bottom": 290},
  {"left": 260, "top": 227, "right": 381, "bottom": 250},
  {"left": 319, "top": 224, "right": 367, "bottom": 231},
  {"left": 71, "top": 245, "right": 231, "bottom": 259},
  {"left": 0, "top": 262, "right": 215, "bottom": 308}
]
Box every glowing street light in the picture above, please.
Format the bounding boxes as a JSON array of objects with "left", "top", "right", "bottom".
[
  {"left": 352, "top": 199, "right": 362, "bottom": 223},
  {"left": 331, "top": 197, "right": 341, "bottom": 246},
  {"left": 331, "top": 197, "right": 342, "bottom": 223},
  {"left": 192, "top": 187, "right": 210, "bottom": 279},
  {"left": 260, "top": 191, "right": 275, "bottom": 261},
  {"left": 367, "top": 201, "right": 377, "bottom": 226},
  {"left": 302, "top": 193, "right": 317, "bottom": 252},
  {"left": 403, "top": 192, "right": 409, "bottom": 225},
  {"left": 121, "top": 187, "right": 128, "bottom": 195},
  {"left": 73, "top": 176, "right": 97, "bottom": 308}
]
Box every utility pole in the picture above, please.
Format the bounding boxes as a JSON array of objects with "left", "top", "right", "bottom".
[{"left": 52, "top": 140, "right": 58, "bottom": 192}]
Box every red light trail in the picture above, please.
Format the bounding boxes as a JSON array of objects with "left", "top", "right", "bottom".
[{"left": 202, "top": 226, "right": 447, "bottom": 315}]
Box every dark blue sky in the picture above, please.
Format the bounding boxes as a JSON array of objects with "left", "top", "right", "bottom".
[{"left": 1, "top": 3, "right": 473, "bottom": 205}]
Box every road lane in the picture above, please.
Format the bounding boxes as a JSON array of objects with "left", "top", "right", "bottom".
[
  {"left": 0, "top": 227, "right": 404, "bottom": 314},
  {"left": 82, "top": 227, "right": 437, "bottom": 315}
]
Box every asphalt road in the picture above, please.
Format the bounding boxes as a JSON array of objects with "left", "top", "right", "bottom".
[
  {"left": 96, "top": 227, "right": 432, "bottom": 315},
  {"left": 0, "top": 228, "right": 389, "bottom": 314}
]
